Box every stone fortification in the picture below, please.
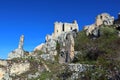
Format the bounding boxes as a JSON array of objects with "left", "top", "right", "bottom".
[
  {"left": 52, "top": 20, "right": 79, "bottom": 39},
  {"left": 34, "top": 20, "right": 79, "bottom": 63},
  {"left": 84, "top": 13, "right": 114, "bottom": 37}
]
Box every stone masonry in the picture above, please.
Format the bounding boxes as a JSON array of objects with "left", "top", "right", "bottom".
[{"left": 52, "top": 20, "right": 79, "bottom": 39}]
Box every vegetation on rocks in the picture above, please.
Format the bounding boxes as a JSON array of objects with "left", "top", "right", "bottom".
[{"left": 74, "top": 25, "right": 120, "bottom": 79}]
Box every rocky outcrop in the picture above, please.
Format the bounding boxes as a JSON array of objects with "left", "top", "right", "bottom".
[
  {"left": 8, "top": 35, "right": 26, "bottom": 59},
  {"left": 0, "top": 58, "right": 45, "bottom": 80},
  {"left": 58, "top": 30, "right": 77, "bottom": 63},
  {"left": 95, "top": 13, "right": 114, "bottom": 26},
  {"left": 34, "top": 21, "right": 78, "bottom": 63},
  {"left": 84, "top": 13, "right": 114, "bottom": 37},
  {"left": 34, "top": 31, "right": 77, "bottom": 64},
  {"left": 68, "top": 63, "right": 93, "bottom": 80},
  {"left": 40, "top": 54, "right": 55, "bottom": 61},
  {"left": 0, "top": 60, "right": 7, "bottom": 66},
  {"left": 0, "top": 68, "right": 6, "bottom": 80},
  {"left": 34, "top": 37, "right": 57, "bottom": 56},
  {"left": 10, "top": 62, "right": 30, "bottom": 75},
  {"left": 8, "top": 48, "right": 25, "bottom": 59},
  {"left": 34, "top": 43, "right": 45, "bottom": 51},
  {"left": 0, "top": 59, "right": 30, "bottom": 79},
  {"left": 68, "top": 64, "right": 86, "bottom": 72}
]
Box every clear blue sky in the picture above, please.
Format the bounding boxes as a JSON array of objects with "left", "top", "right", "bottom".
[{"left": 0, "top": 0, "right": 120, "bottom": 59}]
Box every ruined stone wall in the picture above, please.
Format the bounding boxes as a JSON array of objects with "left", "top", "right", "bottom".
[
  {"left": 84, "top": 13, "right": 114, "bottom": 37},
  {"left": 95, "top": 13, "right": 114, "bottom": 26},
  {"left": 52, "top": 20, "right": 79, "bottom": 39},
  {"left": 53, "top": 22, "right": 63, "bottom": 39}
]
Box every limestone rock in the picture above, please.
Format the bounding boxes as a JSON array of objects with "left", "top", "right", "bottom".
[
  {"left": 84, "top": 24, "right": 97, "bottom": 36},
  {"left": 34, "top": 21, "right": 78, "bottom": 63},
  {"left": 34, "top": 43, "right": 45, "bottom": 51},
  {"left": 8, "top": 35, "right": 25, "bottom": 59},
  {"left": 28, "top": 72, "right": 41, "bottom": 79},
  {"left": 41, "top": 39, "right": 57, "bottom": 56},
  {"left": 0, "top": 60, "right": 7, "bottom": 66},
  {"left": 8, "top": 48, "right": 24, "bottom": 59},
  {"left": 84, "top": 13, "right": 114, "bottom": 37},
  {"left": 65, "top": 33, "right": 75, "bottom": 61},
  {"left": 40, "top": 54, "right": 55, "bottom": 61},
  {"left": 0, "top": 58, "right": 46, "bottom": 79},
  {"left": 45, "top": 34, "right": 52, "bottom": 42},
  {"left": 68, "top": 63, "right": 93, "bottom": 80},
  {"left": 96, "top": 13, "right": 114, "bottom": 26},
  {"left": 68, "top": 64, "right": 86, "bottom": 72},
  {"left": 58, "top": 30, "right": 77, "bottom": 63},
  {"left": 10, "top": 62, "right": 30, "bottom": 75},
  {"left": 46, "top": 39, "right": 56, "bottom": 51},
  {"left": 0, "top": 68, "right": 6, "bottom": 80}
]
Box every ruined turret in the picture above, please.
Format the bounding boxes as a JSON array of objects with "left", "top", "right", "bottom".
[
  {"left": 8, "top": 35, "right": 25, "bottom": 59},
  {"left": 18, "top": 35, "right": 24, "bottom": 49}
]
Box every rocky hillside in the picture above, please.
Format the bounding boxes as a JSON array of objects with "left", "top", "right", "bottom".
[{"left": 0, "top": 13, "right": 120, "bottom": 80}]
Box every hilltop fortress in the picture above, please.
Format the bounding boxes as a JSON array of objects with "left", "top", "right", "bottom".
[
  {"left": 8, "top": 13, "right": 120, "bottom": 63},
  {"left": 36, "top": 20, "right": 79, "bottom": 63},
  {"left": 0, "top": 12, "right": 120, "bottom": 80}
]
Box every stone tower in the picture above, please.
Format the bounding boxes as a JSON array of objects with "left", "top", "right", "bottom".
[
  {"left": 18, "top": 35, "right": 24, "bottom": 49},
  {"left": 52, "top": 20, "right": 79, "bottom": 39}
]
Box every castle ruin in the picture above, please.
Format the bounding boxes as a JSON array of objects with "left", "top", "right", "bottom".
[
  {"left": 95, "top": 13, "right": 114, "bottom": 26},
  {"left": 52, "top": 20, "right": 79, "bottom": 39}
]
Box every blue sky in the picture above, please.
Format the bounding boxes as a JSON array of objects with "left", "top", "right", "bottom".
[{"left": 0, "top": 0, "right": 120, "bottom": 59}]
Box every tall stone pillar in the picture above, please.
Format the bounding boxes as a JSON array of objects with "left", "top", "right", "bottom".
[{"left": 18, "top": 35, "right": 24, "bottom": 49}]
